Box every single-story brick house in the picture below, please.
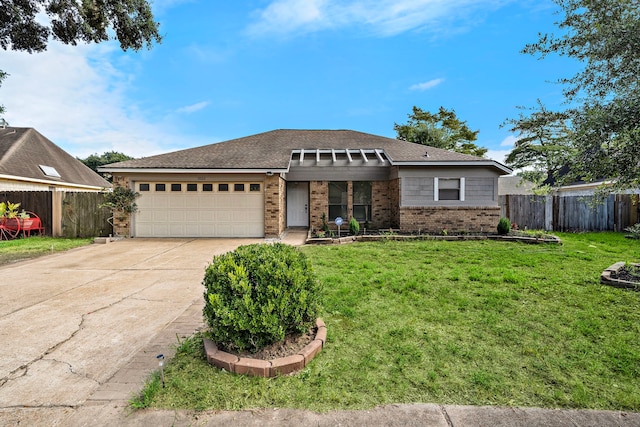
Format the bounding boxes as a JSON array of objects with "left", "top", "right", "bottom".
[{"left": 101, "top": 129, "right": 512, "bottom": 238}]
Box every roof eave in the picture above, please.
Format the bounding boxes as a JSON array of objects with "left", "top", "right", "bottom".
[
  {"left": 391, "top": 160, "right": 513, "bottom": 175},
  {"left": 99, "top": 167, "right": 290, "bottom": 174},
  {"left": 0, "top": 173, "right": 109, "bottom": 190}
]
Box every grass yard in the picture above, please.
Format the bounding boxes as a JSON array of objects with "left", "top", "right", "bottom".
[
  {"left": 0, "top": 237, "right": 93, "bottom": 266},
  {"left": 135, "top": 232, "right": 640, "bottom": 411}
]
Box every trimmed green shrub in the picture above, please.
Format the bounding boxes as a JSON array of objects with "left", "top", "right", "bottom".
[
  {"left": 497, "top": 217, "right": 511, "bottom": 235},
  {"left": 349, "top": 217, "right": 360, "bottom": 235},
  {"left": 203, "top": 243, "right": 322, "bottom": 353}
]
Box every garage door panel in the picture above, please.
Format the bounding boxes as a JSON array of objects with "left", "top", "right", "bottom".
[
  {"left": 134, "top": 183, "right": 264, "bottom": 237},
  {"left": 199, "top": 197, "right": 216, "bottom": 209},
  {"left": 168, "top": 210, "right": 184, "bottom": 221},
  {"left": 151, "top": 196, "right": 170, "bottom": 209}
]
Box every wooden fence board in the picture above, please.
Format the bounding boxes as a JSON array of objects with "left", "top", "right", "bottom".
[
  {"left": 1, "top": 191, "right": 112, "bottom": 238},
  {"left": 61, "top": 192, "right": 113, "bottom": 238},
  {"left": 501, "top": 194, "right": 639, "bottom": 232}
]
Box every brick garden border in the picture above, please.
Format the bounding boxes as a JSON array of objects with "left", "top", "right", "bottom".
[
  {"left": 306, "top": 232, "right": 562, "bottom": 245},
  {"left": 601, "top": 262, "right": 640, "bottom": 291},
  {"left": 203, "top": 318, "right": 327, "bottom": 377}
]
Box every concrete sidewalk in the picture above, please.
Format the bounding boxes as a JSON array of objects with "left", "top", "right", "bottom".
[{"left": 1, "top": 230, "right": 639, "bottom": 426}]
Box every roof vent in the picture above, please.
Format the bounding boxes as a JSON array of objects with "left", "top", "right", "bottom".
[
  {"left": 0, "top": 118, "right": 7, "bottom": 129},
  {"left": 423, "top": 151, "right": 429, "bottom": 158}
]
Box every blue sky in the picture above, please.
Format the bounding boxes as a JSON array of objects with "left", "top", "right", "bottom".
[{"left": 1, "top": 0, "right": 579, "bottom": 164}]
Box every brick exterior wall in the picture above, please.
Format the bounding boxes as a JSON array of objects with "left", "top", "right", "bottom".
[
  {"left": 264, "top": 174, "right": 286, "bottom": 237},
  {"left": 309, "top": 181, "right": 328, "bottom": 231},
  {"left": 309, "top": 180, "right": 392, "bottom": 231},
  {"left": 399, "top": 206, "right": 500, "bottom": 234},
  {"left": 371, "top": 181, "right": 391, "bottom": 229},
  {"left": 111, "top": 175, "right": 131, "bottom": 237},
  {"left": 389, "top": 178, "right": 400, "bottom": 229}
]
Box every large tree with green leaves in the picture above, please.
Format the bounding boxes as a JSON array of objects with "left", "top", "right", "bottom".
[
  {"left": 394, "top": 106, "right": 487, "bottom": 157},
  {"left": 0, "top": 0, "right": 161, "bottom": 116},
  {"left": 80, "top": 151, "right": 135, "bottom": 181},
  {"left": 502, "top": 100, "right": 574, "bottom": 185},
  {"left": 0, "top": 0, "right": 161, "bottom": 53},
  {"left": 520, "top": 0, "right": 640, "bottom": 192}
]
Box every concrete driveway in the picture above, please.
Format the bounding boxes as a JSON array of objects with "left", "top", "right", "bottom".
[{"left": 0, "top": 237, "right": 264, "bottom": 424}]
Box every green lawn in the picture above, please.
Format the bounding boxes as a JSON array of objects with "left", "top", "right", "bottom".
[
  {"left": 0, "top": 237, "right": 93, "bottom": 266},
  {"left": 135, "top": 232, "right": 640, "bottom": 411}
]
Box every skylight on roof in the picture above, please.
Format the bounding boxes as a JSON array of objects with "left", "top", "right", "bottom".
[{"left": 39, "top": 164, "right": 61, "bottom": 178}]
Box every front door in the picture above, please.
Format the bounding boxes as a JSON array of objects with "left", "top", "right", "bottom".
[{"left": 287, "top": 182, "right": 309, "bottom": 227}]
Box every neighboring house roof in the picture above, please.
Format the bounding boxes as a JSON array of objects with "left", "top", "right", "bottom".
[
  {"left": 498, "top": 176, "right": 536, "bottom": 195},
  {"left": 102, "top": 129, "right": 511, "bottom": 174},
  {"left": 0, "top": 127, "right": 111, "bottom": 189}
]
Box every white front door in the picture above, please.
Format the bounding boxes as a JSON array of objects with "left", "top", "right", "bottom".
[{"left": 287, "top": 182, "right": 309, "bottom": 227}]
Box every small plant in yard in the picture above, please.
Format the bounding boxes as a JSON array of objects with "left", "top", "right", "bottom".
[
  {"left": 349, "top": 217, "right": 360, "bottom": 235},
  {"left": 497, "top": 217, "right": 511, "bottom": 235},
  {"left": 99, "top": 186, "right": 139, "bottom": 221},
  {"left": 0, "top": 201, "right": 22, "bottom": 219},
  {"left": 203, "top": 243, "right": 322, "bottom": 353},
  {"left": 321, "top": 212, "right": 330, "bottom": 232},
  {"left": 624, "top": 223, "right": 640, "bottom": 239}
]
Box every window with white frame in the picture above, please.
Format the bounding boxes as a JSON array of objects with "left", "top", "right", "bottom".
[{"left": 434, "top": 177, "right": 465, "bottom": 201}]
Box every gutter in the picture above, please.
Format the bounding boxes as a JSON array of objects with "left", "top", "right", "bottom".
[{"left": 0, "top": 174, "right": 108, "bottom": 191}]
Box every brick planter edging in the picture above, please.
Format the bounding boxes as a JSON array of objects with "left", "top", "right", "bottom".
[
  {"left": 601, "top": 262, "right": 640, "bottom": 291},
  {"left": 203, "top": 318, "right": 326, "bottom": 377},
  {"left": 306, "top": 234, "right": 562, "bottom": 245}
]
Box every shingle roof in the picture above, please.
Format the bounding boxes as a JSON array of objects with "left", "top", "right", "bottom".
[
  {"left": 103, "top": 129, "right": 510, "bottom": 173},
  {"left": 0, "top": 127, "right": 111, "bottom": 188}
]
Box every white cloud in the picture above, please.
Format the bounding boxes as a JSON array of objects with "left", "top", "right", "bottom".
[
  {"left": 486, "top": 149, "right": 510, "bottom": 164},
  {"left": 0, "top": 42, "right": 207, "bottom": 158},
  {"left": 247, "top": 0, "right": 508, "bottom": 37},
  {"left": 409, "top": 78, "right": 444, "bottom": 91},
  {"left": 500, "top": 134, "right": 518, "bottom": 147},
  {"left": 247, "top": 0, "right": 329, "bottom": 36},
  {"left": 176, "top": 101, "right": 210, "bottom": 114}
]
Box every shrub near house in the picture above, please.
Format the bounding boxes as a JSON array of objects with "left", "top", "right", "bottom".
[{"left": 203, "top": 243, "right": 322, "bottom": 353}]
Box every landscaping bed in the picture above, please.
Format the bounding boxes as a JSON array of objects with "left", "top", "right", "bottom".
[
  {"left": 601, "top": 262, "right": 640, "bottom": 290},
  {"left": 307, "top": 229, "right": 561, "bottom": 245}
]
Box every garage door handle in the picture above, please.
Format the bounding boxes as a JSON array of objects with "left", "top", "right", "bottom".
[{"left": 305, "top": 204, "right": 308, "bottom": 213}]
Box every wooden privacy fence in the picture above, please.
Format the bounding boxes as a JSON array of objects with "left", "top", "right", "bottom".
[
  {"left": 1, "top": 191, "right": 52, "bottom": 235},
  {"left": 0, "top": 191, "right": 112, "bottom": 238},
  {"left": 500, "top": 194, "right": 640, "bottom": 232},
  {"left": 61, "top": 192, "right": 113, "bottom": 238}
]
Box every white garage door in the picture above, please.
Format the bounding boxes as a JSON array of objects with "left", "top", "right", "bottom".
[{"left": 134, "top": 182, "right": 264, "bottom": 237}]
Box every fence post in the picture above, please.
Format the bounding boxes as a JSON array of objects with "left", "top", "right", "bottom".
[
  {"left": 52, "top": 191, "right": 63, "bottom": 237},
  {"left": 544, "top": 195, "right": 553, "bottom": 231}
]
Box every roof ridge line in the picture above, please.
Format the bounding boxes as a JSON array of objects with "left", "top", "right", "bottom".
[{"left": 0, "top": 128, "right": 31, "bottom": 167}]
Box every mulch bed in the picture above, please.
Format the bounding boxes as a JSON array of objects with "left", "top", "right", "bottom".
[{"left": 217, "top": 327, "right": 317, "bottom": 360}]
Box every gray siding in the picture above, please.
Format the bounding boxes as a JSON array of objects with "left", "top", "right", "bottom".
[
  {"left": 399, "top": 166, "right": 499, "bottom": 207},
  {"left": 402, "top": 177, "right": 434, "bottom": 206},
  {"left": 465, "top": 177, "right": 496, "bottom": 202}
]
